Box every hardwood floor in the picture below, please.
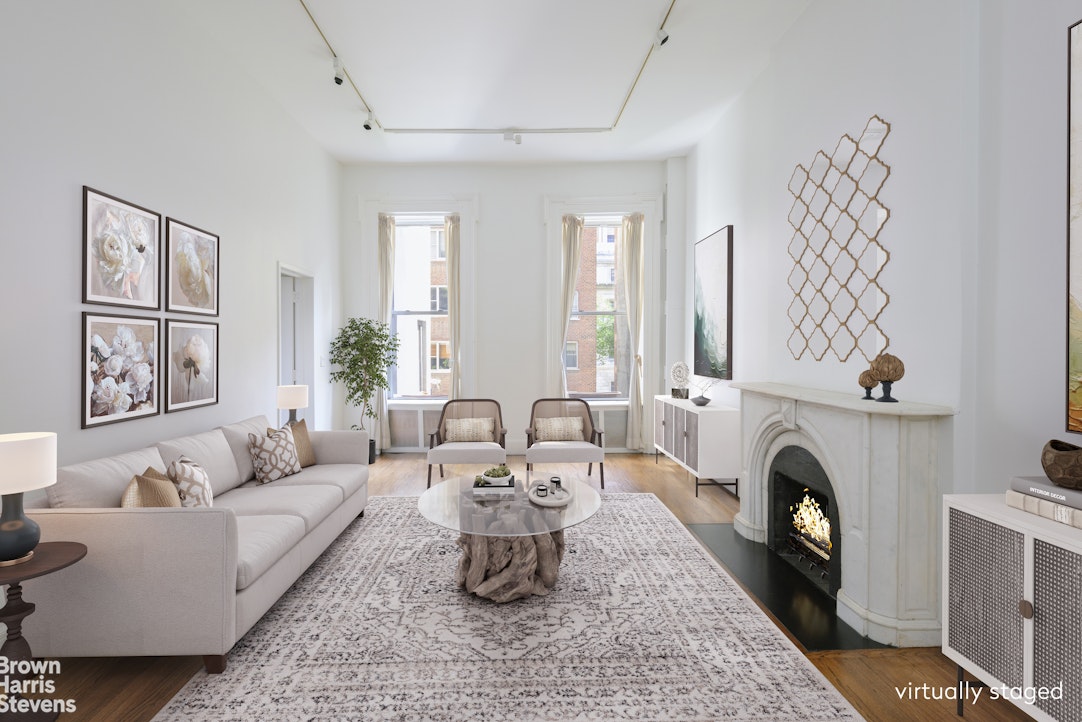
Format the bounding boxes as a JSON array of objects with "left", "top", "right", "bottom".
[{"left": 45, "top": 453, "right": 1029, "bottom": 721}]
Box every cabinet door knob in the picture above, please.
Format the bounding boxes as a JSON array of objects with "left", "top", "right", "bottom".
[{"left": 1019, "top": 600, "right": 1034, "bottom": 619}]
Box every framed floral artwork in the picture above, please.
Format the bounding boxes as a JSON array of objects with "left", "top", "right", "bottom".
[
  {"left": 166, "top": 218, "right": 219, "bottom": 316},
  {"left": 83, "top": 187, "right": 160, "bottom": 310},
  {"left": 82, "top": 313, "right": 159, "bottom": 428},
  {"left": 165, "top": 319, "right": 218, "bottom": 413}
]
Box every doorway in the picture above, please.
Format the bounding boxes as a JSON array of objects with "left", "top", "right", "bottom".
[{"left": 279, "top": 266, "right": 315, "bottom": 427}]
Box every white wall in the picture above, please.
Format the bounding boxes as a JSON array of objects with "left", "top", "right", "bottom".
[
  {"left": 339, "top": 163, "right": 666, "bottom": 447},
  {"left": 0, "top": 1, "right": 341, "bottom": 465},
  {"left": 686, "top": 0, "right": 1082, "bottom": 493}
]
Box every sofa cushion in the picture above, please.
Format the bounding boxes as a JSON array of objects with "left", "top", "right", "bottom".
[
  {"left": 289, "top": 419, "right": 317, "bottom": 468},
  {"left": 220, "top": 415, "right": 273, "bottom": 483},
  {"left": 248, "top": 427, "right": 302, "bottom": 483},
  {"left": 234, "top": 514, "right": 306, "bottom": 591},
  {"left": 120, "top": 467, "right": 182, "bottom": 508},
  {"left": 248, "top": 464, "right": 367, "bottom": 502},
  {"left": 213, "top": 484, "right": 341, "bottom": 533},
  {"left": 157, "top": 430, "right": 241, "bottom": 498},
  {"left": 167, "top": 456, "right": 213, "bottom": 507},
  {"left": 50, "top": 446, "right": 166, "bottom": 508}
]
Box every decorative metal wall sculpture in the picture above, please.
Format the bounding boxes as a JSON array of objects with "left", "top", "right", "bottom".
[{"left": 785, "top": 116, "right": 892, "bottom": 363}]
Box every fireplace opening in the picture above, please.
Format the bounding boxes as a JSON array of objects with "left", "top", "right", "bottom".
[{"left": 768, "top": 446, "right": 841, "bottom": 598}]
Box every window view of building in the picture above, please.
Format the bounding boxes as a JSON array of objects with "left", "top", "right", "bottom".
[
  {"left": 565, "top": 218, "right": 630, "bottom": 398},
  {"left": 390, "top": 216, "right": 451, "bottom": 398}
]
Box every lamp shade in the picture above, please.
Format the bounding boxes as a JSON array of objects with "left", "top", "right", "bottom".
[
  {"left": 0, "top": 432, "right": 57, "bottom": 494},
  {"left": 277, "top": 385, "right": 309, "bottom": 410}
]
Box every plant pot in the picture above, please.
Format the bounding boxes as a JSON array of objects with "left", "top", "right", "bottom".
[
  {"left": 368, "top": 438, "right": 376, "bottom": 464},
  {"left": 691, "top": 395, "right": 710, "bottom": 406}
]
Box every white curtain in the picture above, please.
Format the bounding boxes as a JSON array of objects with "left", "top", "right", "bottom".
[
  {"left": 376, "top": 213, "right": 395, "bottom": 450},
  {"left": 445, "top": 214, "right": 462, "bottom": 399},
  {"left": 620, "top": 213, "right": 645, "bottom": 450},
  {"left": 559, "top": 215, "right": 584, "bottom": 396}
]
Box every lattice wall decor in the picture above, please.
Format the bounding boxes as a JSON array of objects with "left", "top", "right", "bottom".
[{"left": 786, "top": 115, "right": 892, "bottom": 363}]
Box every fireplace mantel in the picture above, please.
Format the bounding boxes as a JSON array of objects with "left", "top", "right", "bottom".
[{"left": 732, "top": 381, "right": 955, "bottom": 646}]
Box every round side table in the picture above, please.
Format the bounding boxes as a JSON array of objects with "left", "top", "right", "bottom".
[{"left": 0, "top": 541, "right": 86, "bottom": 721}]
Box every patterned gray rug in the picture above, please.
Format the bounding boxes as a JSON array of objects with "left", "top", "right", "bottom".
[{"left": 153, "top": 494, "right": 862, "bottom": 721}]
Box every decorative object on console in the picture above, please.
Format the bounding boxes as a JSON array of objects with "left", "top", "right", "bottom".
[
  {"left": 870, "top": 352, "right": 904, "bottom": 402},
  {"left": 166, "top": 218, "right": 219, "bottom": 316},
  {"left": 858, "top": 369, "right": 878, "bottom": 400},
  {"left": 691, "top": 395, "right": 711, "bottom": 406},
  {"left": 277, "top": 384, "right": 308, "bottom": 426},
  {"left": 0, "top": 433, "right": 56, "bottom": 566},
  {"left": 83, "top": 186, "right": 160, "bottom": 311},
  {"left": 785, "top": 116, "right": 892, "bottom": 363},
  {"left": 693, "top": 227, "right": 733, "bottom": 380},
  {"left": 670, "top": 361, "right": 691, "bottom": 398},
  {"left": 1040, "top": 439, "right": 1082, "bottom": 489},
  {"left": 82, "top": 312, "right": 160, "bottom": 428},
  {"left": 165, "top": 319, "right": 218, "bottom": 413}
]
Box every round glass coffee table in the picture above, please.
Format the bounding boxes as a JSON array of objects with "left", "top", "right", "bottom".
[{"left": 418, "top": 475, "right": 601, "bottom": 602}]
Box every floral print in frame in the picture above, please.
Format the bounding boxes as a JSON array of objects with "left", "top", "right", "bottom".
[
  {"left": 82, "top": 313, "right": 159, "bottom": 428},
  {"left": 165, "top": 319, "right": 218, "bottom": 413},
  {"left": 83, "top": 187, "right": 160, "bottom": 310},
  {"left": 166, "top": 218, "right": 218, "bottom": 316}
]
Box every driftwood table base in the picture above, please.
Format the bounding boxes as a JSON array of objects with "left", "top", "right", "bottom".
[{"left": 455, "top": 531, "right": 566, "bottom": 603}]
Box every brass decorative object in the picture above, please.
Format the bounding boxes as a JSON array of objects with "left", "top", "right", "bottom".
[
  {"left": 1041, "top": 439, "right": 1082, "bottom": 489},
  {"left": 857, "top": 369, "right": 878, "bottom": 400},
  {"left": 786, "top": 116, "right": 892, "bottom": 363},
  {"left": 870, "top": 352, "right": 904, "bottom": 403}
]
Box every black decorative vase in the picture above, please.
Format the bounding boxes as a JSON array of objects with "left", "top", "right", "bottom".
[
  {"left": 877, "top": 381, "right": 898, "bottom": 403},
  {"left": 691, "top": 396, "right": 710, "bottom": 406},
  {"left": 861, "top": 386, "right": 874, "bottom": 400}
]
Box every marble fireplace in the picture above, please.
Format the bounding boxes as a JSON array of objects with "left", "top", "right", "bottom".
[{"left": 732, "top": 382, "right": 955, "bottom": 646}]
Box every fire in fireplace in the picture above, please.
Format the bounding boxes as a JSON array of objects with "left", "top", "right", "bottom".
[{"left": 768, "top": 446, "right": 841, "bottom": 597}]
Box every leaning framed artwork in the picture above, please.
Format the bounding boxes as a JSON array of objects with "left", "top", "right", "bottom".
[
  {"left": 1070, "top": 18, "right": 1082, "bottom": 432},
  {"left": 83, "top": 187, "right": 160, "bottom": 310},
  {"left": 165, "top": 319, "right": 218, "bottom": 413},
  {"left": 693, "top": 225, "right": 733, "bottom": 380},
  {"left": 82, "top": 313, "right": 160, "bottom": 428},
  {"left": 166, "top": 218, "right": 219, "bottom": 316}
]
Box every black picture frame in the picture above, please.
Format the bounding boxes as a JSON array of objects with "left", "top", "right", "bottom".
[
  {"left": 82, "top": 187, "right": 160, "bottom": 310},
  {"left": 166, "top": 218, "right": 219, "bottom": 316},
  {"left": 165, "top": 319, "right": 219, "bottom": 413},
  {"left": 82, "top": 312, "right": 160, "bottom": 428}
]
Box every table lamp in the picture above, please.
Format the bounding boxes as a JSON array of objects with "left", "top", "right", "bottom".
[
  {"left": 277, "top": 385, "right": 309, "bottom": 426},
  {"left": 0, "top": 432, "right": 56, "bottom": 566}
]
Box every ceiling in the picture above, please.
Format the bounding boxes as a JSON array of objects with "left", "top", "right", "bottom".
[{"left": 179, "top": 0, "right": 811, "bottom": 164}]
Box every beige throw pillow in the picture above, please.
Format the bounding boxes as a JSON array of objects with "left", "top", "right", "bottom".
[
  {"left": 444, "top": 417, "right": 495, "bottom": 442},
  {"left": 120, "top": 467, "right": 182, "bottom": 508},
  {"left": 249, "top": 426, "right": 302, "bottom": 483},
  {"left": 535, "top": 416, "right": 585, "bottom": 442},
  {"left": 167, "top": 456, "right": 213, "bottom": 507},
  {"left": 286, "top": 419, "right": 316, "bottom": 468}
]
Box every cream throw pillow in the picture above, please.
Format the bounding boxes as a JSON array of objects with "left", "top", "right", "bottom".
[
  {"left": 535, "top": 416, "right": 585, "bottom": 442},
  {"left": 167, "top": 456, "right": 213, "bottom": 507},
  {"left": 121, "top": 467, "right": 182, "bottom": 508},
  {"left": 444, "top": 417, "right": 495, "bottom": 442},
  {"left": 249, "top": 426, "right": 302, "bottom": 483}
]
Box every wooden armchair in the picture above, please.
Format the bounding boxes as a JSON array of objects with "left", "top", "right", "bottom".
[
  {"left": 426, "top": 399, "right": 507, "bottom": 487},
  {"left": 524, "top": 398, "right": 604, "bottom": 488}
]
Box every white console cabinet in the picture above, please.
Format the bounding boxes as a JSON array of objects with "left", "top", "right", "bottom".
[
  {"left": 653, "top": 395, "right": 740, "bottom": 496},
  {"left": 943, "top": 494, "right": 1082, "bottom": 721}
]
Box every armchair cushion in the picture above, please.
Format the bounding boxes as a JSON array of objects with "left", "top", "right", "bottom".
[
  {"left": 535, "top": 416, "right": 584, "bottom": 442},
  {"left": 444, "top": 417, "right": 495, "bottom": 442},
  {"left": 525, "top": 440, "right": 604, "bottom": 464},
  {"left": 428, "top": 441, "right": 507, "bottom": 465}
]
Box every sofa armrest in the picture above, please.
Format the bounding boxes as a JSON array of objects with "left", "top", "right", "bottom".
[
  {"left": 23, "top": 507, "right": 238, "bottom": 659},
  {"left": 309, "top": 429, "right": 369, "bottom": 465}
]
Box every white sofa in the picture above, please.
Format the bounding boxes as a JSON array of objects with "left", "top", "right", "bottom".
[{"left": 23, "top": 415, "right": 368, "bottom": 672}]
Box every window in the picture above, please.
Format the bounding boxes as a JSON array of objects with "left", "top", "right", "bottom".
[
  {"left": 564, "top": 342, "right": 579, "bottom": 370},
  {"left": 571, "top": 291, "right": 580, "bottom": 320},
  {"left": 430, "top": 285, "right": 448, "bottom": 312},
  {"left": 565, "top": 219, "right": 629, "bottom": 399},
  {"left": 389, "top": 215, "right": 452, "bottom": 398}
]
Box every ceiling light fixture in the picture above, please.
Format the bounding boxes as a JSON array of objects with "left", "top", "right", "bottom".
[
  {"left": 503, "top": 132, "right": 522, "bottom": 145},
  {"left": 332, "top": 56, "right": 343, "bottom": 85},
  {"left": 364, "top": 111, "right": 375, "bottom": 131},
  {"left": 655, "top": 29, "right": 670, "bottom": 48}
]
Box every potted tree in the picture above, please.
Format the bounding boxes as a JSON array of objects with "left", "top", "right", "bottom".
[{"left": 329, "top": 317, "right": 400, "bottom": 463}]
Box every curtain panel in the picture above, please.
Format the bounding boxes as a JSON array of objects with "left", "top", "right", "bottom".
[
  {"left": 376, "top": 213, "right": 395, "bottom": 450},
  {"left": 559, "top": 215, "right": 584, "bottom": 396},
  {"left": 620, "top": 212, "right": 645, "bottom": 450}
]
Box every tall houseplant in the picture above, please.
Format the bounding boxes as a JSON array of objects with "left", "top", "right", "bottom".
[{"left": 329, "top": 317, "right": 399, "bottom": 463}]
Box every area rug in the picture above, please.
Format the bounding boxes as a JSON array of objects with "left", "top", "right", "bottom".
[{"left": 153, "top": 494, "right": 862, "bottom": 721}]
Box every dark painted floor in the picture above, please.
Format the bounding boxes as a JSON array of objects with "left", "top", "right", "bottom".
[{"left": 687, "top": 522, "right": 887, "bottom": 651}]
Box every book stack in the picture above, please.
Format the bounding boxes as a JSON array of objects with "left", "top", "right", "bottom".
[{"left": 1006, "top": 476, "right": 1082, "bottom": 530}]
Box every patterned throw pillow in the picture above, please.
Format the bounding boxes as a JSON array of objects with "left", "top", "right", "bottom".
[
  {"left": 120, "top": 467, "right": 182, "bottom": 508},
  {"left": 444, "top": 417, "right": 495, "bottom": 443},
  {"left": 167, "top": 456, "right": 213, "bottom": 507},
  {"left": 286, "top": 419, "right": 316, "bottom": 468},
  {"left": 535, "top": 416, "right": 585, "bottom": 442},
  {"left": 248, "top": 426, "right": 302, "bottom": 483}
]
